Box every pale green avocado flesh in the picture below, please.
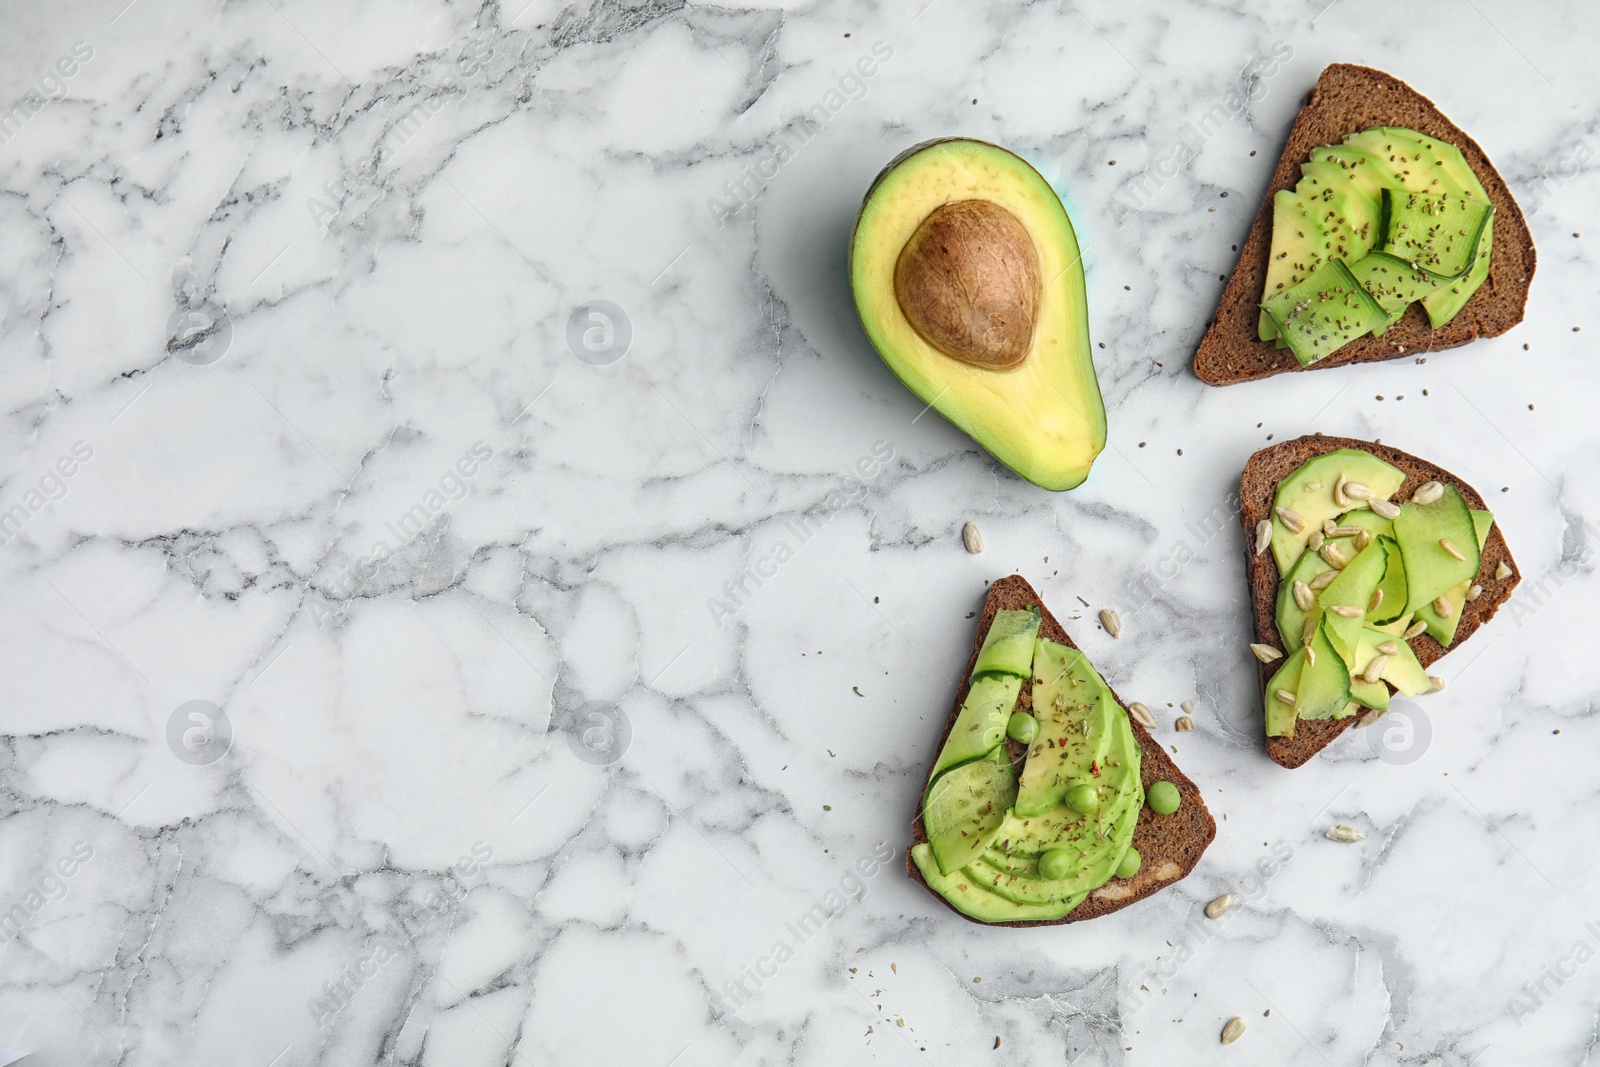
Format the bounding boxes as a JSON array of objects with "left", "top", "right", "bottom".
[
  {"left": 851, "top": 138, "right": 1105, "bottom": 492},
  {"left": 1258, "top": 126, "right": 1494, "bottom": 360},
  {"left": 918, "top": 635, "right": 1142, "bottom": 923},
  {"left": 1262, "top": 447, "right": 1495, "bottom": 742}
]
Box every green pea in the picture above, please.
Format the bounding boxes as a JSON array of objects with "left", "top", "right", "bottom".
[
  {"left": 1116, "top": 847, "right": 1142, "bottom": 879},
  {"left": 1006, "top": 712, "right": 1037, "bottom": 744},
  {"left": 1038, "top": 848, "right": 1072, "bottom": 881},
  {"left": 1147, "top": 780, "right": 1182, "bottom": 815},
  {"left": 1066, "top": 783, "right": 1100, "bottom": 814}
]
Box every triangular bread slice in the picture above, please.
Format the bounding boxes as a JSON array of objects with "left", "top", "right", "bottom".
[
  {"left": 1240, "top": 435, "right": 1521, "bottom": 768},
  {"left": 906, "top": 575, "right": 1216, "bottom": 925},
  {"left": 1194, "top": 63, "right": 1536, "bottom": 386}
]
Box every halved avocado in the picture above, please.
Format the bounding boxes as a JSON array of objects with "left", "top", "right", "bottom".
[{"left": 850, "top": 138, "right": 1106, "bottom": 491}]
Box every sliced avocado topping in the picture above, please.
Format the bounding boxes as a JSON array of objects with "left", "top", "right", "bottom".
[
  {"left": 1378, "top": 189, "right": 1493, "bottom": 279},
  {"left": 911, "top": 843, "right": 1078, "bottom": 922},
  {"left": 1265, "top": 649, "right": 1306, "bottom": 738},
  {"left": 1318, "top": 537, "right": 1389, "bottom": 666},
  {"left": 1261, "top": 258, "right": 1389, "bottom": 367},
  {"left": 924, "top": 745, "right": 1016, "bottom": 876},
  {"left": 970, "top": 606, "right": 1042, "bottom": 679},
  {"left": 1269, "top": 449, "right": 1405, "bottom": 574},
  {"left": 1395, "top": 484, "right": 1481, "bottom": 614},
  {"left": 1257, "top": 125, "right": 1495, "bottom": 355},
  {"left": 1296, "top": 621, "right": 1352, "bottom": 720},
  {"left": 926, "top": 673, "right": 1022, "bottom": 784},
  {"left": 1412, "top": 509, "right": 1494, "bottom": 645}
]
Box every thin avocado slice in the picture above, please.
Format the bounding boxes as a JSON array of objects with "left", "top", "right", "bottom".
[
  {"left": 1413, "top": 509, "right": 1494, "bottom": 645},
  {"left": 1318, "top": 537, "right": 1389, "bottom": 665},
  {"left": 1370, "top": 534, "right": 1408, "bottom": 626},
  {"left": 1423, "top": 213, "right": 1492, "bottom": 328},
  {"left": 1259, "top": 190, "right": 1329, "bottom": 342},
  {"left": 970, "top": 607, "right": 1042, "bottom": 679},
  {"left": 1350, "top": 675, "right": 1390, "bottom": 711},
  {"left": 1014, "top": 640, "right": 1109, "bottom": 817},
  {"left": 1395, "top": 485, "right": 1480, "bottom": 614},
  {"left": 924, "top": 745, "right": 1016, "bottom": 876},
  {"left": 1339, "top": 507, "right": 1395, "bottom": 540},
  {"left": 1274, "top": 534, "right": 1356, "bottom": 651},
  {"left": 926, "top": 673, "right": 1023, "bottom": 784},
  {"left": 1353, "top": 625, "right": 1432, "bottom": 698},
  {"left": 1296, "top": 621, "right": 1352, "bottom": 720},
  {"left": 1261, "top": 257, "right": 1389, "bottom": 367},
  {"left": 1345, "top": 251, "right": 1448, "bottom": 334},
  {"left": 910, "top": 843, "right": 1076, "bottom": 922},
  {"left": 1378, "top": 189, "right": 1493, "bottom": 279},
  {"left": 1269, "top": 449, "right": 1405, "bottom": 575},
  {"left": 1264, "top": 648, "right": 1306, "bottom": 738}
]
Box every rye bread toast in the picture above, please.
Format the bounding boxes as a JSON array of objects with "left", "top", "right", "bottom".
[
  {"left": 1239, "top": 435, "right": 1521, "bottom": 768},
  {"left": 906, "top": 575, "right": 1216, "bottom": 926},
  {"left": 1194, "top": 64, "right": 1536, "bottom": 386}
]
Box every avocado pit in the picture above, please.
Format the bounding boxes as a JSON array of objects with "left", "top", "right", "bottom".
[{"left": 893, "top": 198, "right": 1041, "bottom": 370}]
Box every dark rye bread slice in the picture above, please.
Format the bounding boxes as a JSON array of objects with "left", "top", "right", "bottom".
[
  {"left": 1194, "top": 63, "right": 1536, "bottom": 386},
  {"left": 1240, "top": 435, "right": 1521, "bottom": 768},
  {"left": 906, "top": 575, "right": 1216, "bottom": 926}
]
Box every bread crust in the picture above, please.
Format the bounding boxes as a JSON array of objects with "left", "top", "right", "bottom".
[
  {"left": 1193, "top": 64, "right": 1536, "bottom": 386},
  {"left": 905, "top": 575, "right": 1217, "bottom": 926},
  {"left": 1238, "top": 435, "right": 1521, "bottom": 768}
]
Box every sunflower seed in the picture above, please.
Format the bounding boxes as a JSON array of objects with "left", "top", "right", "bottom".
[
  {"left": 1329, "top": 525, "right": 1363, "bottom": 538},
  {"left": 1221, "top": 1017, "right": 1246, "bottom": 1045},
  {"left": 1174, "top": 716, "right": 1195, "bottom": 732},
  {"left": 1322, "top": 518, "right": 1337, "bottom": 536},
  {"left": 1334, "top": 473, "right": 1350, "bottom": 508},
  {"left": 1254, "top": 520, "right": 1272, "bottom": 556},
  {"left": 1100, "top": 608, "right": 1122, "bottom": 638},
  {"left": 1495, "top": 560, "right": 1513, "bottom": 580},
  {"left": 1309, "top": 569, "right": 1339, "bottom": 591},
  {"left": 1377, "top": 640, "right": 1399, "bottom": 656},
  {"left": 1329, "top": 604, "right": 1361, "bottom": 618},
  {"left": 1370, "top": 498, "right": 1401, "bottom": 519},
  {"left": 1305, "top": 481, "right": 1323, "bottom": 491},
  {"left": 1404, "top": 619, "right": 1428, "bottom": 639},
  {"left": 1250, "top": 643, "right": 1283, "bottom": 663},
  {"left": 1344, "top": 481, "right": 1372, "bottom": 501},
  {"left": 1320, "top": 543, "right": 1348, "bottom": 568},
  {"left": 1368, "top": 588, "right": 1384, "bottom": 613},
  {"left": 1181, "top": 700, "right": 1196, "bottom": 715},
  {"left": 1292, "top": 581, "right": 1315, "bottom": 611},
  {"left": 1433, "top": 595, "right": 1456, "bottom": 618},
  {"left": 1411, "top": 481, "right": 1444, "bottom": 505},
  {"left": 1354, "top": 528, "right": 1371, "bottom": 551},
  {"left": 1308, "top": 530, "right": 1325, "bottom": 552},
  {"left": 1429, "top": 675, "right": 1447, "bottom": 693},
  {"left": 1302, "top": 617, "right": 1317, "bottom": 647},
  {"left": 1363, "top": 655, "right": 1387, "bottom": 684},
  {"left": 962, "top": 521, "right": 984, "bottom": 554},
  {"left": 1325, "top": 824, "right": 1365, "bottom": 842},
  {"left": 1467, "top": 584, "right": 1483, "bottom": 601},
  {"left": 1128, "top": 702, "right": 1156, "bottom": 728},
  {"left": 1205, "top": 893, "right": 1239, "bottom": 919},
  {"left": 1439, "top": 537, "right": 1465, "bottom": 561},
  {"left": 1305, "top": 645, "right": 1316, "bottom": 665},
  {"left": 1275, "top": 689, "right": 1297, "bottom": 705},
  {"left": 1274, "top": 506, "right": 1305, "bottom": 534}
]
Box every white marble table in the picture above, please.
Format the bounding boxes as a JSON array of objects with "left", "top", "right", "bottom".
[{"left": 1, "top": 1, "right": 1596, "bottom": 1064}]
